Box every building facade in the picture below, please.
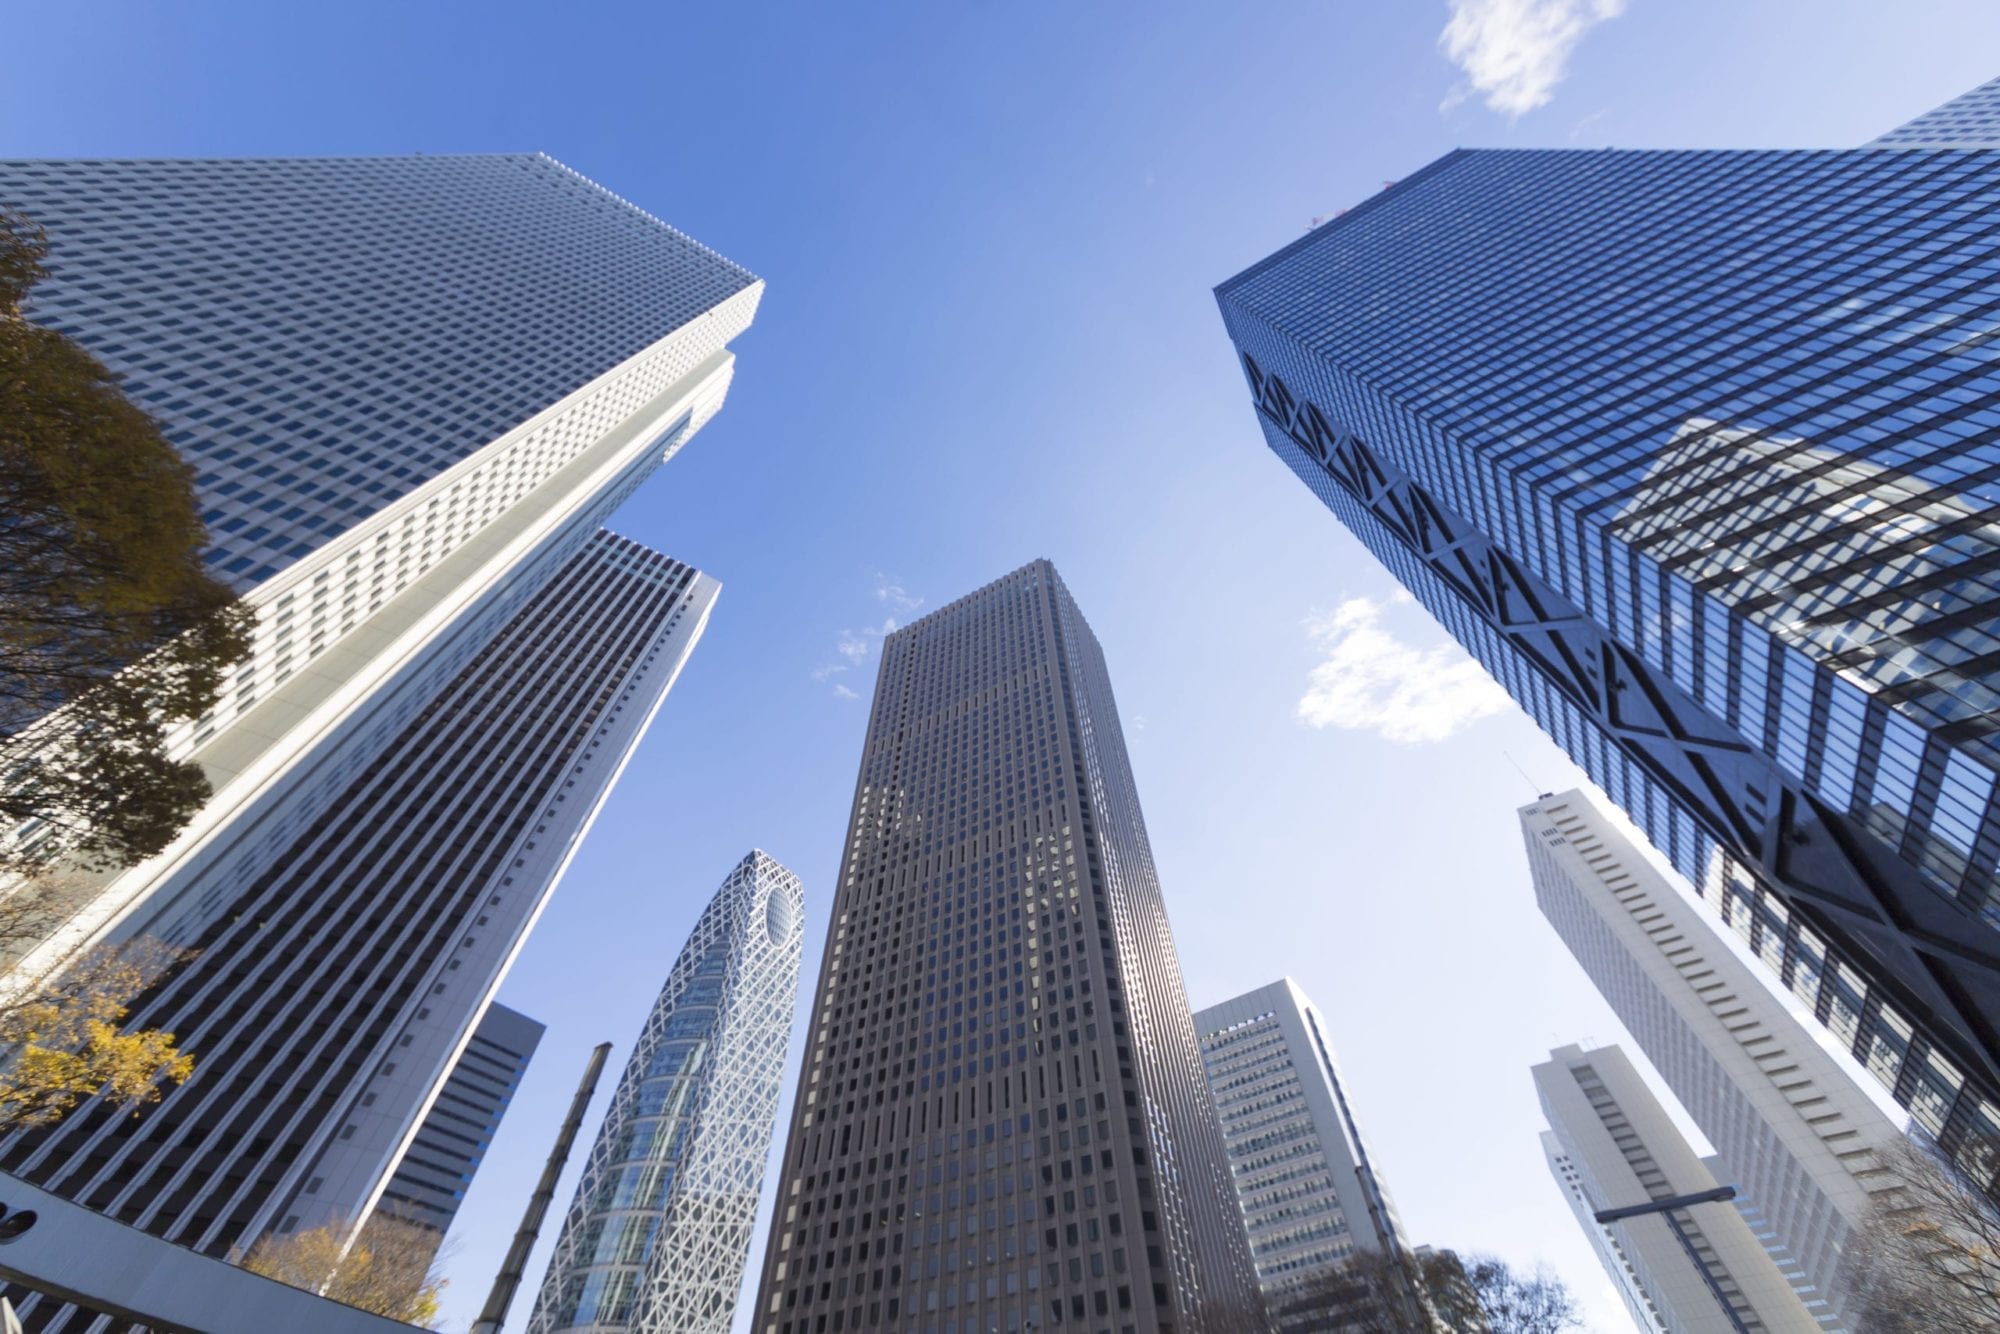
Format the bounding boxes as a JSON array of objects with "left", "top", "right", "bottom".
[
  {"left": 0, "top": 154, "right": 756, "bottom": 1322},
  {"left": 750, "top": 560, "right": 1261, "bottom": 1334},
  {"left": 375, "top": 1002, "right": 545, "bottom": 1248},
  {"left": 528, "top": 851, "right": 804, "bottom": 1334},
  {"left": 0, "top": 152, "right": 760, "bottom": 994},
  {"left": 1535, "top": 1044, "right": 1821, "bottom": 1333},
  {"left": 1541, "top": 1130, "right": 1665, "bottom": 1334},
  {"left": 1524, "top": 790, "right": 1905, "bottom": 1328},
  {"left": 1194, "top": 979, "right": 1421, "bottom": 1331},
  {"left": 1215, "top": 82, "right": 2000, "bottom": 1183},
  {"left": 0, "top": 533, "right": 719, "bottom": 1331}
]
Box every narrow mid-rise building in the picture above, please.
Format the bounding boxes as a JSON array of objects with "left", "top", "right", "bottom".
[
  {"left": 1525, "top": 789, "right": 1905, "bottom": 1326},
  {"left": 529, "top": 851, "right": 803, "bottom": 1334},
  {"left": 1194, "top": 979, "right": 1421, "bottom": 1330},
  {"left": 374, "top": 1002, "right": 544, "bottom": 1252},
  {"left": 1535, "top": 1044, "right": 1821, "bottom": 1333},
  {"left": 751, "top": 560, "right": 1261, "bottom": 1334}
]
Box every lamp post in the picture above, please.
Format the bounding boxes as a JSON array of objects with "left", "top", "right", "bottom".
[{"left": 1591, "top": 1184, "right": 1751, "bottom": 1334}]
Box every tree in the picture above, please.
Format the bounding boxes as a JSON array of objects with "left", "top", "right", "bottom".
[
  {"left": 1276, "top": 1247, "right": 1431, "bottom": 1332},
  {"left": 1457, "top": 1255, "right": 1581, "bottom": 1334},
  {"left": 0, "top": 872, "right": 193, "bottom": 1133},
  {"left": 1850, "top": 1136, "right": 2000, "bottom": 1332},
  {"left": 0, "top": 208, "right": 253, "bottom": 875},
  {"left": 241, "top": 1213, "right": 448, "bottom": 1327}
]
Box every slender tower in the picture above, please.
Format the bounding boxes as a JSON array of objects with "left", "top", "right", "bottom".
[
  {"left": 1535, "top": 1044, "right": 1822, "bottom": 1333},
  {"left": 1216, "top": 76, "right": 2000, "bottom": 1181},
  {"left": 529, "top": 852, "right": 803, "bottom": 1333},
  {"left": 1524, "top": 790, "right": 1906, "bottom": 1326},
  {"left": 751, "top": 560, "right": 1260, "bottom": 1334}
]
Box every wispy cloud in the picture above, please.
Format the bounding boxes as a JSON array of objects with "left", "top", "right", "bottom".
[
  {"left": 874, "top": 573, "right": 924, "bottom": 617},
  {"left": 815, "top": 575, "right": 924, "bottom": 699},
  {"left": 1438, "top": 0, "right": 1625, "bottom": 117},
  {"left": 1296, "top": 593, "right": 1512, "bottom": 744}
]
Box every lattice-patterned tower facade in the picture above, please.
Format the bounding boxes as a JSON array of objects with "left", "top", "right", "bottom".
[
  {"left": 1216, "top": 78, "right": 2000, "bottom": 1180},
  {"left": 750, "top": 560, "right": 1261, "bottom": 1334},
  {"left": 529, "top": 851, "right": 803, "bottom": 1334}
]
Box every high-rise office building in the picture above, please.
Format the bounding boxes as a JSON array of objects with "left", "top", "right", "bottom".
[
  {"left": 1194, "top": 979, "right": 1421, "bottom": 1331},
  {"left": 1535, "top": 1043, "right": 1821, "bottom": 1333},
  {"left": 1525, "top": 790, "right": 1904, "bottom": 1327},
  {"left": 375, "top": 1002, "right": 545, "bottom": 1250},
  {"left": 750, "top": 560, "right": 1260, "bottom": 1334},
  {"left": 0, "top": 153, "right": 760, "bottom": 986},
  {"left": 1215, "top": 81, "right": 2000, "bottom": 1181},
  {"left": 0, "top": 155, "right": 756, "bottom": 1322},
  {"left": 0, "top": 533, "right": 719, "bottom": 1333},
  {"left": 529, "top": 851, "right": 803, "bottom": 1334}
]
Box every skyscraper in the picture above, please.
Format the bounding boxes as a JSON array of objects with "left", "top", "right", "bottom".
[
  {"left": 1194, "top": 979, "right": 1421, "bottom": 1331},
  {"left": 1541, "top": 1131, "right": 1666, "bottom": 1334},
  {"left": 0, "top": 155, "right": 756, "bottom": 1322},
  {"left": 529, "top": 851, "right": 803, "bottom": 1334},
  {"left": 1215, "top": 80, "right": 2000, "bottom": 1180},
  {"left": 0, "top": 533, "right": 719, "bottom": 1331},
  {"left": 375, "top": 1002, "right": 545, "bottom": 1252},
  {"left": 750, "top": 560, "right": 1260, "bottom": 1334},
  {"left": 0, "top": 153, "right": 760, "bottom": 989},
  {"left": 1524, "top": 790, "right": 1904, "bottom": 1327},
  {"left": 1535, "top": 1043, "right": 1821, "bottom": 1333}
]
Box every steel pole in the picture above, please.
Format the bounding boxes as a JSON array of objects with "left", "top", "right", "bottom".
[{"left": 469, "top": 1040, "right": 611, "bottom": 1334}]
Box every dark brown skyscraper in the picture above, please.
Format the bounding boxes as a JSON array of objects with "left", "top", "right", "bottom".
[{"left": 752, "top": 560, "right": 1259, "bottom": 1334}]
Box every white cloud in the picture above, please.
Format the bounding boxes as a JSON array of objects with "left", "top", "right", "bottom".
[
  {"left": 1438, "top": 0, "right": 1625, "bottom": 117},
  {"left": 814, "top": 583, "right": 917, "bottom": 696},
  {"left": 873, "top": 573, "right": 924, "bottom": 617},
  {"left": 1296, "top": 594, "right": 1513, "bottom": 744}
]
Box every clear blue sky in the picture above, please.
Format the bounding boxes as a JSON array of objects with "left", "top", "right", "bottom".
[{"left": 7, "top": 5, "right": 1997, "bottom": 1330}]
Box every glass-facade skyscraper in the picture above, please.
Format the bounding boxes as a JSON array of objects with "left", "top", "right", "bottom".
[
  {"left": 528, "top": 851, "right": 803, "bottom": 1334},
  {"left": 0, "top": 155, "right": 757, "bottom": 1326},
  {"left": 750, "top": 560, "right": 1261, "bottom": 1334},
  {"left": 1216, "top": 79, "right": 2000, "bottom": 1182}
]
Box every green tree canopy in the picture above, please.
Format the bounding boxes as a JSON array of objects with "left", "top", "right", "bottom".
[{"left": 0, "top": 208, "right": 252, "bottom": 873}]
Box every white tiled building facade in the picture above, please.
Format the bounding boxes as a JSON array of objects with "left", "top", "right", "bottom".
[
  {"left": 1535, "top": 1043, "right": 1821, "bottom": 1333},
  {"left": 0, "top": 153, "right": 760, "bottom": 970},
  {"left": 1524, "top": 790, "right": 1906, "bottom": 1330},
  {"left": 1194, "top": 979, "right": 1422, "bottom": 1331},
  {"left": 0, "top": 155, "right": 756, "bottom": 1328}
]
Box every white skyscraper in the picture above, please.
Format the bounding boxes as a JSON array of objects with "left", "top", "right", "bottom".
[
  {"left": 1195, "top": 979, "right": 1422, "bottom": 1331},
  {"left": 0, "top": 154, "right": 761, "bottom": 979},
  {"left": 1524, "top": 790, "right": 1906, "bottom": 1329},
  {"left": 1535, "top": 1043, "right": 1821, "bottom": 1333},
  {"left": 0, "top": 156, "right": 758, "bottom": 1330}
]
